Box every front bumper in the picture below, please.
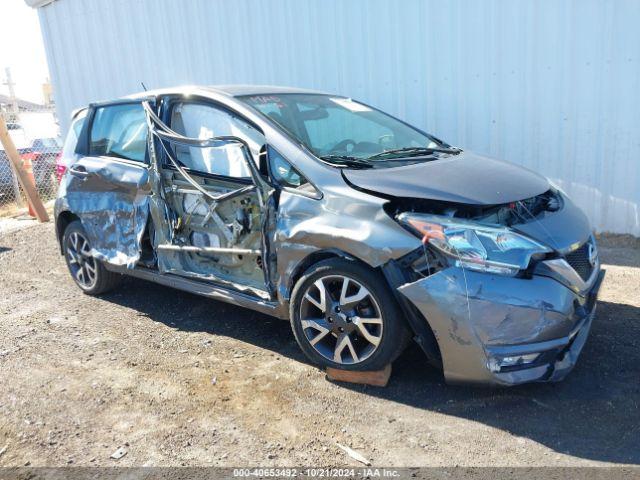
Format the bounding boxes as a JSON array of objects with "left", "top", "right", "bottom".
[{"left": 398, "top": 265, "right": 605, "bottom": 386}]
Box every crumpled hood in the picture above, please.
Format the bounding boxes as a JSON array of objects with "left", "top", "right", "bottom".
[{"left": 342, "top": 151, "right": 550, "bottom": 205}]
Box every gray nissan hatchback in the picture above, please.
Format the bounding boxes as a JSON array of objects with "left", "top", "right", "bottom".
[{"left": 54, "top": 85, "right": 604, "bottom": 386}]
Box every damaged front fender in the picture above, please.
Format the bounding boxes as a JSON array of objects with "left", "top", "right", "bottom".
[
  {"left": 273, "top": 186, "right": 422, "bottom": 302},
  {"left": 398, "top": 267, "right": 603, "bottom": 385}
]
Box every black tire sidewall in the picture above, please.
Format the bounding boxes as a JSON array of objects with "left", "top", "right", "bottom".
[{"left": 290, "top": 258, "right": 409, "bottom": 371}]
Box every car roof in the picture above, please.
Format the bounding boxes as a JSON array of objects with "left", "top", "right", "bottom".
[
  {"left": 120, "top": 84, "right": 329, "bottom": 103},
  {"left": 205, "top": 84, "right": 329, "bottom": 97}
]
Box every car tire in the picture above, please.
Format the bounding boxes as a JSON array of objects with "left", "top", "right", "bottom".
[
  {"left": 290, "top": 258, "right": 411, "bottom": 371},
  {"left": 63, "top": 220, "right": 122, "bottom": 295}
]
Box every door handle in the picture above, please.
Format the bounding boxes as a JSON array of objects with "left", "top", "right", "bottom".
[{"left": 69, "top": 165, "right": 91, "bottom": 178}]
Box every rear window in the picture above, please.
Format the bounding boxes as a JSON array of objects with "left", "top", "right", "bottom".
[{"left": 89, "top": 103, "right": 147, "bottom": 162}]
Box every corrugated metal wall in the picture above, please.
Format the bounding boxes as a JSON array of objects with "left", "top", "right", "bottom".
[{"left": 38, "top": 0, "right": 640, "bottom": 235}]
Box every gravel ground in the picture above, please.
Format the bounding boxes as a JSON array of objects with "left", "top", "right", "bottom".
[{"left": 0, "top": 221, "right": 638, "bottom": 467}]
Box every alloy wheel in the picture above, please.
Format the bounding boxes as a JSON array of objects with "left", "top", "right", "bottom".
[
  {"left": 66, "top": 231, "right": 98, "bottom": 289},
  {"left": 299, "top": 275, "right": 383, "bottom": 365}
]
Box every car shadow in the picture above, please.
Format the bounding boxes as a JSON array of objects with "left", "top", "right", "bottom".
[
  {"left": 102, "top": 277, "right": 640, "bottom": 465},
  {"left": 102, "top": 276, "right": 309, "bottom": 363}
]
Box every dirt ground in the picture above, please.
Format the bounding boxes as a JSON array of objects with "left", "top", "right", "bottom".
[{"left": 0, "top": 220, "right": 638, "bottom": 467}]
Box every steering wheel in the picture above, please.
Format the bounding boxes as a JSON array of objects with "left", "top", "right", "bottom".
[
  {"left": 378, "top": 134, "right": 394, "bottom": 145},
  {"left": 328, "top": 139, "right": 356, "bottom": 154}
]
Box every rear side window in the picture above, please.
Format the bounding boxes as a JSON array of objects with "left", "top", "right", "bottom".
[
  {"left": 89, "top": 103, "right": 147, "bottom": 162},
  {"left": 59, "top": 110, "right": 87, "bottom": 167}
]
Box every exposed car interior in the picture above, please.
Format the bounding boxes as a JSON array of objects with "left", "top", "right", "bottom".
[{"left": 156, "top": 101, "right": 268, "bottom": 293}]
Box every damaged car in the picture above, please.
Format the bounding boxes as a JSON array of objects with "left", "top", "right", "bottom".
[{"left": 54, "top": 86, "right": 604, "bottom": 386}]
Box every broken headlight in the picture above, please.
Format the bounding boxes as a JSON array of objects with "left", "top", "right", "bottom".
[{"left": 397, "top": 213, "right": 551, "bottom": 276}]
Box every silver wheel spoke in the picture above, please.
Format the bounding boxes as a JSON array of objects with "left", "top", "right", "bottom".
[
  {"left": 358, "top": 317, "right": 382, "bottom": 325},
  {"left": 334, "top": 334, "right": 359, "bottom": 363},
  {"left": 67, "top": 251, "right": 78, "bottom": 264},
  {"left": 80, "top": 240, "right": 92, "bottom": 258},
  {"left": 301, "top": 319, "right": 330, "bottom": 346},
  {"left": 352, "top": 316, "right": 382, "bottom": 347},
  {"left": 304, "top": 292, "right": 323, "bottom": 312},
  {"left": 339, "top": 281, "right": 368, "bottom": 310},
  {"left": 67, "top": 231, "right": 97, "bottom": 288},
  {"left": 339, "top": 278, "right": 351, "bottom": 306},
  {"left": 346, "top": 337, "right": 359, "bottom": 362},
  {"left": 85, "top": 262, "right": 96, "bottom": 277},
  {"left": 299, "top": 274, "right": 383, "bottom": 365},
  {"left": 70, "top": 232, "right": 79, "bottom": 251},
  {"left": 305, "top": 279, "right": 328, "bottom": 313}
]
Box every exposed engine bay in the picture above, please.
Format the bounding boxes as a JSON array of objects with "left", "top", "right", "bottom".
[
  {"left": 385, "top": 189, "right": 562, "bottom": 227},
  {"left": 381, "top": 189, "right": 564, "bottom": 283}
]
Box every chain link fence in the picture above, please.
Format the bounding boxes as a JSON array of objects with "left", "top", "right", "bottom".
[{"left": 0, "top": 103, "right": 61, "bottom": 217}]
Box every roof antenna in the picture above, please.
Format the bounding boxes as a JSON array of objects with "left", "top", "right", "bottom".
[{"left": 141, "top": 82, "right": 148, "bottom": 91}]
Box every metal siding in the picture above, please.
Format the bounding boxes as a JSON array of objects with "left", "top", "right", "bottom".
[{"left": 38, "top": 0, "right": 640, "bottom": 235}]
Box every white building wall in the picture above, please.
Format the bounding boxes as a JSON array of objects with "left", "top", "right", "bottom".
[{"left": 37, "top": 0, "right": 640, "bottom": 235}]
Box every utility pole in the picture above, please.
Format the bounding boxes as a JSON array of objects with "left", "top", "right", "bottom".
[
  {"left": 2, "top": 67, "right": 23, "bottom": 205},
  {"left": 2, "top": 67, "right": 19, "bottom": 122},
  {"left": 0, "top": 114, "right": 49, "bottom": 222}
]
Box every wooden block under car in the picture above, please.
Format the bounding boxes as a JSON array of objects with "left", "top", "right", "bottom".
[{"left": 325, "top": 364, "right": 392, "bottom": 387}]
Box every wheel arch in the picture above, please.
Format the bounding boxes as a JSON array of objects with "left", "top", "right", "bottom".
[
  {"left": 285, "top": 248, "right": 385, "bottom": 301},
  {"left": 56, "top": 210, "right": 80, "bottom": 254},
  {"left": 380, "top": 257, "right": 444, "bottom": 369}
]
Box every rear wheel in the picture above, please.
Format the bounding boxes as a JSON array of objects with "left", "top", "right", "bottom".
[
  {"left": 63, "top": 220, "right": 121, "bottom": 295},
  {"left": 290, "top": 258, "right": 410, "bottom": 371}
]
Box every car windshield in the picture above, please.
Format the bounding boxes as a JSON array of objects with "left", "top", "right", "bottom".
[{"left": 240, "top": 93, "right": 457, "bottom": 167}]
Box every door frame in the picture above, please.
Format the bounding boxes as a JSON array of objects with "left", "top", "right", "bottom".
[
  {"left": 65, "top": 99, "right": 154, "bottom": 268},
  {"left": 145, "top": 95, "right": 277, "bottom": 298}
]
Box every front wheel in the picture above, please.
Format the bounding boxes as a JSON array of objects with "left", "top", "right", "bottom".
[
  {"left": 63, "top": 220, "right": 122, "bottom": 295},
  {"left": 290, "top": 258, "right": 410, "bottom": 371}
]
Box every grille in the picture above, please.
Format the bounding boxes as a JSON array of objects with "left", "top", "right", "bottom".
[{"left": 564, "top": 241, "right": 594, "bottom": 282}]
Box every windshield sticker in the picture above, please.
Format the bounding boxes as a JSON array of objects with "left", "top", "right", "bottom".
[
  {"left": 249, "top": 95, "right": 283, "bottom": 105},
  {"left": 330, "top": 97, "right": 372, "bottom": 112}
]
